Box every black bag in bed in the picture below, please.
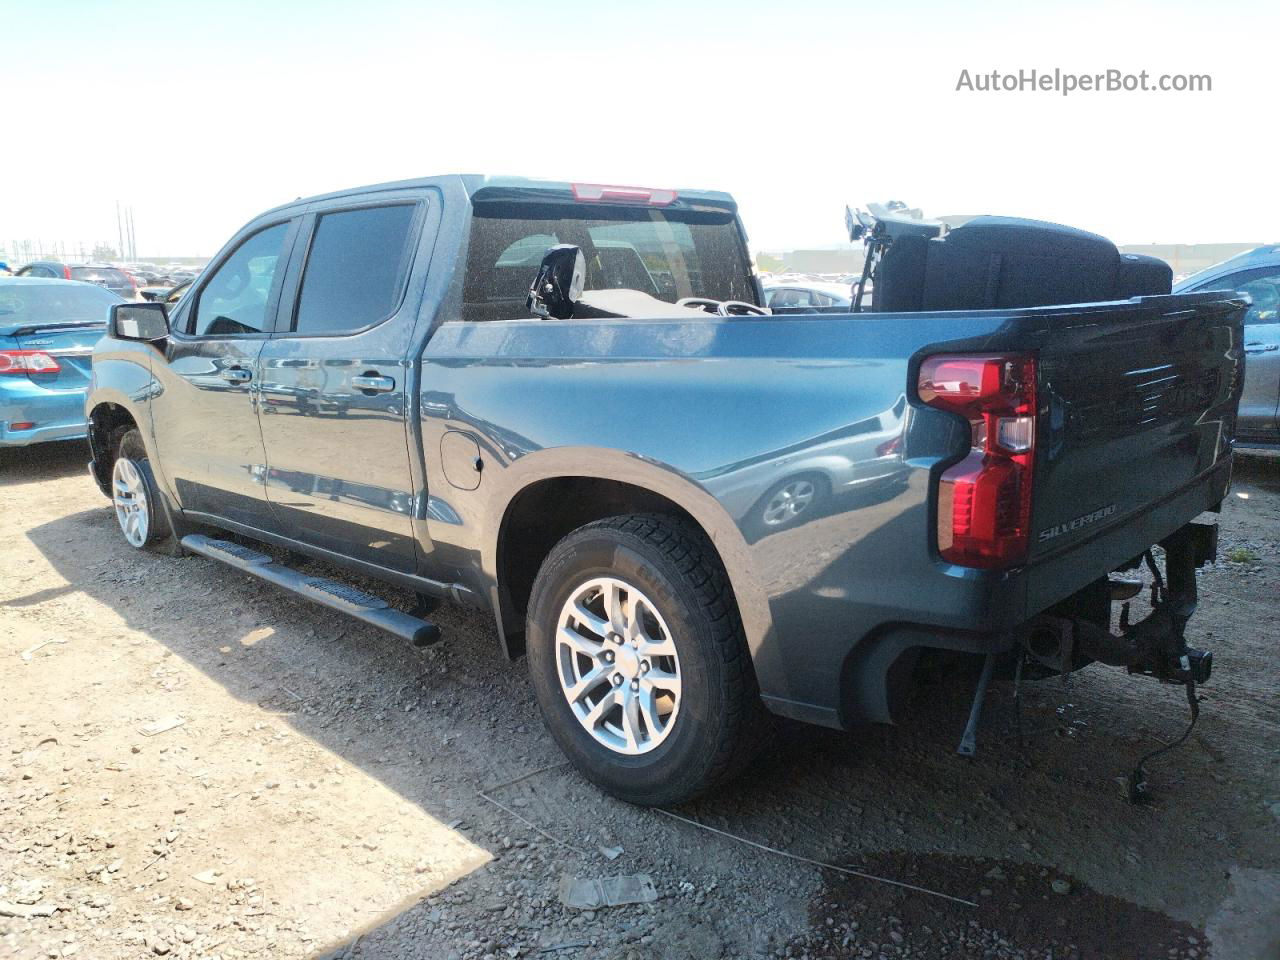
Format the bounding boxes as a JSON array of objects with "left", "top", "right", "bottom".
[{"left": 874, "top": 215, "right": 1172, "bottom": 312}]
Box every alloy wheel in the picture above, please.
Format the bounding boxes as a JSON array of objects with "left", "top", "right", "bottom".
[
  {"left": 555, "top": 576, "right": 682, "bottom": 755},
  {"left": 112, "top": 457, "right": 150, "bottom": 548}
]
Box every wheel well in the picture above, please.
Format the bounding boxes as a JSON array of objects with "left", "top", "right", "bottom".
[
  {"left": 87, "top": 403, "right": 137, "bottom": 491},
  {"left": 495, "top": 477, "right": 721, "bottom": 657}
]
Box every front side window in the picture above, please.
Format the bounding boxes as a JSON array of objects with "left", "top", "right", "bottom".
[
  {"left": 191, "top": 222, "right": 290, "bottom": 336},
  {"left": 292, "top": 204, "right": 417, "bottom": 335}
]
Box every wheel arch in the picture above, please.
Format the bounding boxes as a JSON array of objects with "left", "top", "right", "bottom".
[
  {"left": 86, "top": 398, "right": 141, "bottom": 495},
  {"left": 487, "top": 449, "right": 774, "bottom": 672}
]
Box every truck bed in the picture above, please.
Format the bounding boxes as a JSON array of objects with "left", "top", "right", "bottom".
[{"left": 420, "top": 289, "right": 1246, "bottom": 726}]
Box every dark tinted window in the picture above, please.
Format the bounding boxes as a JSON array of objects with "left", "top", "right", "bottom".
[
  {"left": 461, "top": 202, "right": 753, "bottom": 322},
  {"left": 293, "top": 204, "right": 417, "bottom": 335},
  {"left": 192, "top": 222, "right": 289, "bottom": 336}
]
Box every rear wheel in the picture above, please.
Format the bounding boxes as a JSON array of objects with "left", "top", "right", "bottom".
[
  {"left": 110, "top": 427, "right": 174, "bottom": 553},
  {"left": 526, "top": 514, "right": 762, "bottom": 805}
]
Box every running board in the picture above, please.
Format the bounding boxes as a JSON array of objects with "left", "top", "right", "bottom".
[{"left": 181, "top": 534, "right": 442, "bottom": 646}]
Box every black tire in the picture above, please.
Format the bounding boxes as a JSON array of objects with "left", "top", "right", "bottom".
[
  {"left": 526, "top": 514, "right": 764, "bottom": 806},
  {"left": 109, "top": 426, "right": 176, "bottom": 554}
]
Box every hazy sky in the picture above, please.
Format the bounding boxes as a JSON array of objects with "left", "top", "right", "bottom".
[{"left": 4, "top": 0, "right": 1277, "bottom": 258}]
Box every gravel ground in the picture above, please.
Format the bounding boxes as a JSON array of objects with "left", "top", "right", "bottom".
[{"left": 2, "top": 442, "right": 1278, "bottom": 960}]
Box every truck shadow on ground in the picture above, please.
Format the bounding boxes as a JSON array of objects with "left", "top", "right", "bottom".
[{"left": 17, "top": 445, "right": 1279, "bottom": 958}]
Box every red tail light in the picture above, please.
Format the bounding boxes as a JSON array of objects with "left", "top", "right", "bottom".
[
  {"left": 571, "top": 183, "right": 677, "bottom": 206},
  {"left": 875, "top": 435, "right": 903, "bottom": 457},
  {"left": 918, "top": 353, "right": 1037, "bottom": 569},
  {"left": 63, "top": 265, "right": 72, "bottom": 280},
  {"left": 0, "top": 350, "right": 62, "bottom": 374}
]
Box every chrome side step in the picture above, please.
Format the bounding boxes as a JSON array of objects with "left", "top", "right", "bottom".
[{"left": 181, "top": 534, "right": 442, "bottom": 646}]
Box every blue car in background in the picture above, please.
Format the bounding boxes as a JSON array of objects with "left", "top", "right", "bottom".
[{"left": 0, "top": 278, "right": 122, "bottom": 447}]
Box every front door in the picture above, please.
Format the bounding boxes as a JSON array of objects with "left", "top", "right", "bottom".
[
  {"left": 149, "top": 219, "right": 297, "bottom": 526},
  {"left": 1194, "top": 268, "right": 1280, "bottom": 441},
  {"left": 255, "top": 197, "right": 430, "bottom": 572}
]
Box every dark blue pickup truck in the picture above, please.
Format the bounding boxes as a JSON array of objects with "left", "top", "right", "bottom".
[{"left": 86, "top": 176, "right": 1246, "bottom": 805}]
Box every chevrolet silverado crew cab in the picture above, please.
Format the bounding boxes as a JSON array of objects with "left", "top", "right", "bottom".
[{"left": 86, "top": 176, "right": 1246, "bottom": 805}]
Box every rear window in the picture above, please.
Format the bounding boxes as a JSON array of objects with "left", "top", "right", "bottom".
[
  {"left": 461, "top": 201, "right": 753, "bottom": 322},
  {"left": 0, "top": 283, "right": 121, "bottom": 323},
  {"left": 70, "top": 266, "right": 129, "bottom": 285}
]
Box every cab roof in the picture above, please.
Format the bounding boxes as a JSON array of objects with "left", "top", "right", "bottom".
[{"left": 259, "top": 174, "right": 737, "bottom": 219}]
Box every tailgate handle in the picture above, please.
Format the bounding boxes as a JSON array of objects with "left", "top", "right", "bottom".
[{"left": 352, "top": 374, "right": 395, "bottom": 393}]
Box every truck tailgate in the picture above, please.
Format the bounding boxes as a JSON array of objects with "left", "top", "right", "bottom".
[{"left": 1029, "top": 293, "right": 1245, "bottom": 561}]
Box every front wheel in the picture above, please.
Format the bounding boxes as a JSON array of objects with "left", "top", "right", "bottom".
[
  {"left": 110, "top": 427, "right": 174, "bottom": 553},
  {"left": 526, "top": 514, "right": 762, "bottom": 806}
]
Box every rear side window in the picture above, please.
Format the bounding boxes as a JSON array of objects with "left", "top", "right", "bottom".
[{"left": 292, "top": 204, "right": 417, "bottom": 335}]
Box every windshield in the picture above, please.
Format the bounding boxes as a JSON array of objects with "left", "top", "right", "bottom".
[
  {"left": 462, "top": 201, "right": 754, "bottom": 322},
  {"left": 0, "top": 283, "right": 122, "bottom": 322}
]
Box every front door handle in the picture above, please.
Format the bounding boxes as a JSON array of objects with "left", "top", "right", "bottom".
[
  {"left": 1244, "top": 342, "right": 1279, "bottom": 354},
  {"left": 220, "top": 367, "right": 252, "bottom": 383},
  {"left": 352, "top": 375, "right": 395, "bottom": 393}
]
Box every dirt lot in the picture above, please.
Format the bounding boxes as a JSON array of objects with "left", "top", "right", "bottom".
[{"left": 2, "top": 442, "right": 1278, "bottom": 960}]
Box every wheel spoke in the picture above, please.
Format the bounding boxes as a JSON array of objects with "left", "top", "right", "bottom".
[
  {"left": 620, "top": 688, "right": 642, "bottom": 751},
  {"left": 637, "top": 688, "right": 662, "bottom": 739},
  {"left": 604, "top": 581, "right": 626, "bottom": 634},
  {"left": 557, "top": 626, "right": 604, "bottom": 659},
  {"left": 638, "top": 634, "right": 677, "bottom": 658},
  {"left": 643, "top": 668, "right": 680, "bottom": 697},
  {"left": 564, "top": 664, "right": 611, "bottom": 704},
  {"left": 570, "top": 601, "right": 609, "bottom": 639},
  {"left": 581, "top": 688, "right": 617, "bottom": 729}
]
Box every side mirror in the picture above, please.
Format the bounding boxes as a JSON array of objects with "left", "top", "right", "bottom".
[
  {"left": 527, "top": 244, "right": 585, "bottom": 319},
  {"left": 112, "top": 302, "right": 169, "bottom": 342}
]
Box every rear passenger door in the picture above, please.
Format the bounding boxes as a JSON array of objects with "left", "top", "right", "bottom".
[{"left": 256, "top": 194, "right": 434, "bottom": 573}]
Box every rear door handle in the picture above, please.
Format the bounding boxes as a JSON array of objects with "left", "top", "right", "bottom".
[
  {"left": 1244, "top": 342, "right": 1279, "bottom": 354},
  {"left": 352, "top": 375, "right": 395, "bottom": 393},
  {"left": 220, "top": 367, "right": 252, "bottom": 383}
]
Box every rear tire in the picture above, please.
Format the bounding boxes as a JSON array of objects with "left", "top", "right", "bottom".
[
  {"left": 109, "top": 427, "right": 176, "bottom": 554},
  {"left": 526, "top": 514, "right": 763, "bottom": 806}
]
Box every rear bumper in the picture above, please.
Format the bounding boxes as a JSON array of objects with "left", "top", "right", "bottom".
[
  {"left": 825, "top": 459, "right": 1231, "bottom": 727},
  {"left": 1, "top": 381, "right": 90, "bottom": 447}
]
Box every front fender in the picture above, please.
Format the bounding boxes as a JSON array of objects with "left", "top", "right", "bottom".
[{"left": 87, "top": 342, "right": 166, "bottom": 494}]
